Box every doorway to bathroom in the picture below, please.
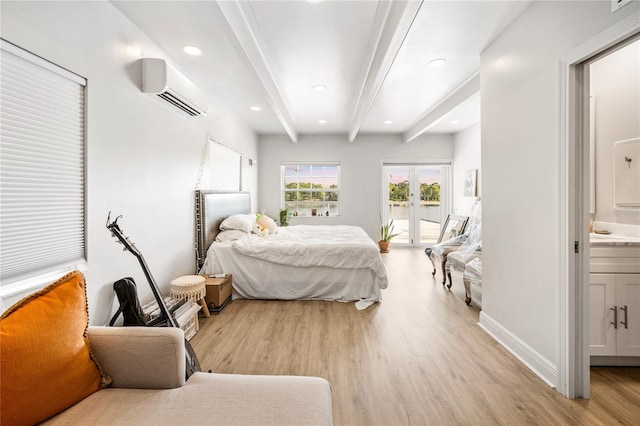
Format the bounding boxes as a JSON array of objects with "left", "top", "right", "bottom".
[
  {"left": 562, "top": 25, "right": 640, "bottom": 399},
  {"left": 582, "top": 34, "right": 640, "bottom": 391}
]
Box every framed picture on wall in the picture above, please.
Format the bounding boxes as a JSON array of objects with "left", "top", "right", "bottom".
[{"left": 464, "top": 169, "right": 477, "bottom": 197}]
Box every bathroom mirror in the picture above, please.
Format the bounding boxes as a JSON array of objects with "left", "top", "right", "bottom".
[{"left": 614, "top": 137, "right": 640, "bottom": 207}]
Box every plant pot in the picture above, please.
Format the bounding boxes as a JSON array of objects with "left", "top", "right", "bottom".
[{"left": 378, "top": 240, "right": 389, "bottom": 253}]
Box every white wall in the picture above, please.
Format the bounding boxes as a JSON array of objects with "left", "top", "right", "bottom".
[
  {"left": 0, "top": 1, "right": 259, "bottom": 325},
  {"left": 590, "top": 40, "right": 640, "bottom": 225},
  {"left": 258, "top": 133, "right": 453, "bottom": 240},
  {"left": 452, "top": 123, "right": 481, "bottom": 216},
  {"left": 480, "top": 0, "right": 639, "bottom": 385}
]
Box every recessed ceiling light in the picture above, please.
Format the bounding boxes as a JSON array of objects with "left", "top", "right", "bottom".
[
  {"left": 428, "top": 58, "right": 447, "bottom": 68},
  {"left": 313, "top": 84, "right": 327, "bottom": 92},
  {"left": 182, "top": 45, "right": 202, "bottom": 56},
  {"left": 450, "top": 120, "right": 460, "bottom": 124},
  {"left": 384, "top": 120, "right": 392, "bottom": 125},
  {"left": 250, "top": 106, "right": 262, "bottom": 111},
  {"left": 318, "top": 120, "right": 327, "bottom": 124}
]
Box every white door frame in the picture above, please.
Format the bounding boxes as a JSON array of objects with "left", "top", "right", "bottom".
[
  {"left": 380, "top": 161, "right": 451, "bottom": 246},
  {"left": 556, "top": 11, "right": 640, "bottom": 399}
]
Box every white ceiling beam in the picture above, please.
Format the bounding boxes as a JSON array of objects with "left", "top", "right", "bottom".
[
  {"left": 348, "top": 0, "right": 423, "bottom": 143},
  {"left": 403, "top": 72, "right": 480, "bottom": 143},
  {"left": 216, "top": 0, "right": 298, "bottom": 143}
]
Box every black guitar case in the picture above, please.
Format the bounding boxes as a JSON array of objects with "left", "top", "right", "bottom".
[
  {"left": 106, "top": 213, "right": 201, "bottom": 380},
  {"left": 109, "top": 277, "right": 151, "bottom": 326}
]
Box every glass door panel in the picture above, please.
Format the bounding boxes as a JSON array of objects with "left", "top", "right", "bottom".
[
  {"left": 418, "top": 167, "right": 442, "bottom": 245},
  {"left": 386, "top": 166, "right": 410, "bottom": 244},
  {"left": 384, "top": 164, "right": 449, "bottom": 247}
]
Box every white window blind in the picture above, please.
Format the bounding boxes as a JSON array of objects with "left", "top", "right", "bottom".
[{"left": 0, "top": 40, "right": 87, "bottom": 289}]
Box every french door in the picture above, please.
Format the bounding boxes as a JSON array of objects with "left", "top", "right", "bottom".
[{"left": 382, "top": 164, "right": 450, "bottom": 247}]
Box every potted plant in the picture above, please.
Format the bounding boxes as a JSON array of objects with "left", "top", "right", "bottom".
[
  {"left": 379, "top": 217, "right": 400, "bottom": 253},
  {"left": 279, "top": 208, "right": 290, "bottom": 227}
]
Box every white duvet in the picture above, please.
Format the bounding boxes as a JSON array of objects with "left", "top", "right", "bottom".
[
  {"left": 232, "top": 225, "right": 388, "bottom": 287},
  {"left": 201, "top": 225, "right": 388, "bottom": 308}
]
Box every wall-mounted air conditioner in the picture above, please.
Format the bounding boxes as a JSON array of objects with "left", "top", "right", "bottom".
[{"left": 142, "top": 58, "right": 207, "bottom": 117}]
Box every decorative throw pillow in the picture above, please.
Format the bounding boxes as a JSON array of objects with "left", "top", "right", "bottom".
[
  {"left": 0, "top": 271, "right": 111, "bottom": 425},
  {"left": 219, "top": 214, "right": 254, "bottom": 233}
]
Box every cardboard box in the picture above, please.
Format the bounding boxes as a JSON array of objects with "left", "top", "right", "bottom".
[{"left": 201, "top": 274, "right": 232, "bottom": 312}]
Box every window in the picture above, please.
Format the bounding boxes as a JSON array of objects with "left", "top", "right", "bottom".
[
  {"left": 0, "top": 39, "right": 87, "bottom": 296},
  {"left": 282, "top": 163, "right": 340, "bottom": 217}
]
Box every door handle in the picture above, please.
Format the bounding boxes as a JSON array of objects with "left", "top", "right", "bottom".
[
  {"left": 610, "top": 306, "right": 618, "bottom": 329},
  {"left": 620, "top": 305, "right": 628, "bottom": 329}
]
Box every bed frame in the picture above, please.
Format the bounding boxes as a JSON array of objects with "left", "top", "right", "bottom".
[{"left": 195, "top": 190, "right": 251, "bottom": 271}]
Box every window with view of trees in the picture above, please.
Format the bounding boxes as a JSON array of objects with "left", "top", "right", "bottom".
[{"left": 282, "top": 163, "right": 339, "bottom": 217}]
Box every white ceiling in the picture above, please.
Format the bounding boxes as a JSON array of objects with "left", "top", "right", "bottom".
[{"left": 112, "top": 0, "right": 532, "bottom": 142}]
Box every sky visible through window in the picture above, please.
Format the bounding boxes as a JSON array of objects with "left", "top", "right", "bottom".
[
  {"left": 283, "top": 164, "right": 338, "bottom": 188},
  {"left": 387, "top": 167, "right": 439, "bottom": 185}
]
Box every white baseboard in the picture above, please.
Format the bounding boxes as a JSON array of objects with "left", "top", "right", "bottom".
[{"left": 478, "top": 312, "right": 557, "bottom": 388}]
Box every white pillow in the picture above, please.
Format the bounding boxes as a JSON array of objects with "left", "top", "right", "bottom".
[
  {"left": 215, "top": 229, "right": 249, "bottom": 242},
  {"left": 219, "top": 214, "right": 254, "bottom": 233}
]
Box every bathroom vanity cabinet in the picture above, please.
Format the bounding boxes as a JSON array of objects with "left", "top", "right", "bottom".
[{"left": 589, "top": 241, "right": 640, "bottom": 365}]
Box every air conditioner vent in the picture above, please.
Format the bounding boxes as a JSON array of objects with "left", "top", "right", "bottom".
[{"left": 158, "top": 92, "right": 202, "bottom": 117}]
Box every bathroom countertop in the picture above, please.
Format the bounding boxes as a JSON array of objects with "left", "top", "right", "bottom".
[{"left": 589, "top": 233, "right": 640, "bottom": 246}]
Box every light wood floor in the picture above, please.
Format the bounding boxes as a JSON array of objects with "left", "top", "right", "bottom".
[{"left": 191, "top": 248, "right": 640, "bottom": 425}]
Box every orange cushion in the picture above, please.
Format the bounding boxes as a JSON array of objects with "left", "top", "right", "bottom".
[{"left": 0, "top": 271, "right": 111, "bottom": 425}]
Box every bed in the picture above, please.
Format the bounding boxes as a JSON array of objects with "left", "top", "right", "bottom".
[{"left": 195, "top": 191, "right": 388, "bottom": 309}]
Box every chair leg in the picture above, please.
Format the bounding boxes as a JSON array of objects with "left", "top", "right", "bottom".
[
  {"left": 464, "top": 278, "right": 472, "bottom": 305},
  {"left": 428, "top": 254, "right": 437, "bottom": 276},
  {"left": 441, "top": 259, "right": 447, "bottom": 285},
  {"left": 447, "top": 272, "right": 453, "bottom": 289}
]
